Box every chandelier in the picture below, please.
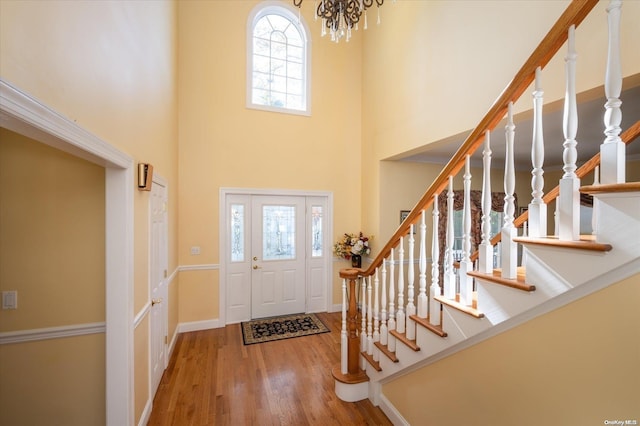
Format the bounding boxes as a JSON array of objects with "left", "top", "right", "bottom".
[{"left": 293, "top": 0, "right": 385, "bottom": 43}]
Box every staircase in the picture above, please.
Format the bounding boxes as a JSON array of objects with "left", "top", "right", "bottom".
[{"left": 331, "top": 0, "right": 640, "bottom": 422}]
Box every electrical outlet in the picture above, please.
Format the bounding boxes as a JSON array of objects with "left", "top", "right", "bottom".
[
  {"left": 2, "top": 291, "right": 17, "bottom": 310},
  {"left": 190, "top": 246, "right": 201, "bottom": 255}
]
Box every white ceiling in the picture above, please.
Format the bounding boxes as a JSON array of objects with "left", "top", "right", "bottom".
[{"left": 398, "top": 83, "right": 640, "bottom": 171}]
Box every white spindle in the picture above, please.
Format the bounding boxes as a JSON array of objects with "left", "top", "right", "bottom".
[
  {"left": 388, "top": 248, "right": 396, "bottom": 352},
  {"left": 406, "top": 225, "right": 416, "bottom": 341},
  {"left": 529, "top": 67, "right": 548, "bottom": 238},
  {"left": 396, "top": 237, "right": 405, "bottom": 334},
  {"left": 430, "top": 194, "right": 441, "bottom": 326},
  {"left": 459, "top": 155, "right": 474, "bottom": 305},
  {"left": 380, "top": 259, "right": 388, "bottom": 346},
  {"left": 417, "top": 210, "right": 428, "bottom": 317},
  {"left": 360, "top": 276, "right": 367, "bottom": 369},
  {"left": 501, "top": 103, "right": 518, "bottom": 279},
  {"left": 521, "top": 221, "right": 528, "bottom": 268},
  {"left": 367, "top": 275, "right": 374, "bottom": 356},
  {"left": 601, "top": 0, "right": 625, "bottom": 184},
  {"left": 559, "top": 25, "right": 580, "bottom": 241},
  {"left": 444, "top": 176, "right": 456, "bottom": 298},
  {"left": 373, "top": 267, "right": 380, "bottom": 362},
  {"left": 592, "top": 165, "right": 600, "bottom": 236},
  {"left": 478, "top": 131, "right": 493, "bottom": 273},
  {"left": 341, "top": 278, "right": 348, "bottom": 374}
]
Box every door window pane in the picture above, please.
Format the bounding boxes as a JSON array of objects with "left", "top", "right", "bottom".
[
  {"left": 263, "top": 205, "right": 295, "bottom": 260},
  {"left": 231, "top": 204, "right": 245, "bottom": 262},
  {"left": 311, "top": 205, "right": 323, "bottom": 257}
]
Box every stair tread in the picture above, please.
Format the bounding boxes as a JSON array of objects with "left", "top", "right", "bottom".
[
  {"left": 409, "top": 315, "right": 448, "bottom": 337},
  {"left": 513, "top": 235, "right": 612, "bottom": 252},
  {"left": 389, "top": 329, "right": 421, "bottom": 351},
  {"left": 360, "top": 351, "right": 382, "bottom": 371},
  {"left": 581, "top": 181, "right": 640, "bottom": 194},
  {"left": 468, "top": 268, "right": 535, "bottom": 292},
  {"left": 434, "top": 295, "right": 485, "bottom": 318},
  {"left": 374, "top": 341, "right": 399, "bottom": 362}
]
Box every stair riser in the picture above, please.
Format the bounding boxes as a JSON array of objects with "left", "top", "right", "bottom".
[{"left": 476, "top": 278, "right": 551, "bottom": 325}]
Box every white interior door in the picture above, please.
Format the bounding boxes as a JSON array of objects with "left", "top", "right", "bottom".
[
  {"left": 250, "top": 195, "right": 306, "bottom": 319},
  {"left": 149, "top": 180, "right": 168, "bottom": 395}
]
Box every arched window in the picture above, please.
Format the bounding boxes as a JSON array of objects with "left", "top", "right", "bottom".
[{"left": 247, "top": 2, "right": 310, "bottom": 115}]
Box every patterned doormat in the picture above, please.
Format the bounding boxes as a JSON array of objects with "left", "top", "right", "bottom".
[{"left": 241, "top": 313, "right": 330, "bottom": 345}]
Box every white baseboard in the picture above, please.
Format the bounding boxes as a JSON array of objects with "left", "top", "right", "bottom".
[
  {"left": 137, "top": 398, "right": 153, "bottom": 426},
  {"left": 177, "top": 318, "right": 220, "bottom": 333},
  {"left": 379, "top": 393, "right": 410, "bottom": 426}
]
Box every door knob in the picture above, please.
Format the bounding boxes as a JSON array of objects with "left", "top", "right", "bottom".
[
  {"left": 253, "top": 265, "right": 261, "bottom": 269},
  {"left": 151, "top": 298, "right": 162, "bottom": 306}
]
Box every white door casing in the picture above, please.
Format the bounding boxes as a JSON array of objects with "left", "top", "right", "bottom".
[{"left": 221, "top": 189, "right": 332, "bottom": 324}]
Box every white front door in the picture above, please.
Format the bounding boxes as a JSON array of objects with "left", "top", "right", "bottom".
[
  {"left": 149, "top": 180, "right": 168, "bottom": 395},
  {"left": 251, "top": 195, "right": 306, "bottom": 318}
]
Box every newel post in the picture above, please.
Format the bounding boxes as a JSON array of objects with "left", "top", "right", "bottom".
[
  {"left": 333, "top": 268, "right": 369, "bottom": 402},
  {"left": 342, "top": 268, "right": 361, "bottom": 375}
]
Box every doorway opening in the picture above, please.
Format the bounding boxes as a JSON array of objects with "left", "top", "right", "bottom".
[{"left": 220, "top": 189, "right": 333, "bottom": 324}]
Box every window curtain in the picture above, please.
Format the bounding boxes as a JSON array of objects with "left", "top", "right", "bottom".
[{"left": 436, "top": 190, "right": 516, "bottom": 286}]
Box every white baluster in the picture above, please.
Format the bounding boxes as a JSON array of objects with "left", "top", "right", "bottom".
[
  {"left": 601, "top": 0, "right": 625, "bottom": 184},
  {"left": 592, "top": 165, "right": 600, "bottom": 237},
  {"left": 396, "top": 237, "right": 406, "bottom": 334},
  {"left": 521, "top": 221, "right": 528, "bottom": 268},
  {"left": 406, "top": 224, "right": 416, "bottom": 341},
  {"left": 501, "top": 103, "right": 518, "bottom": 279},
  {"left": 373, "top": 268, "right": 380, "bottom": 362},
  {"left": 417, "top": 210, "right": 428, "bottom": 317},
  {"left": 559, "top": 25, "right": 580, "bottom": 241},
  {"left": 529, "top": 67, "right": 548, "bottom": 238},
  {"left": 367, "top": 275, "right": 374, "bottom": 356},
  {"left": 360, "top": 276, "right": 367, "bottom": 369},
  {"left": 478, "top": 131, "right": 493, "bottom": 273},
  {"left": 444, "top": 176, "right": 456, "bottom": 298},
  {"left": 459, "top": 155, "right": 474, "bottom": 304},
  {"left": 388, "top": 248, "right": 396, "bottom": 352},
  {"left": 341, "top": 278, "right": 348, "bottom": 374},
  {"left": 380, "top": 259, "right": 388, "bottom": 346},
  {"left": 430, "top": 194, "right": 441, "bottom": 326}
]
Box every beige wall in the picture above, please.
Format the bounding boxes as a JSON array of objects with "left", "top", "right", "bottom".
[
  {"left": 0, "top": 1, "right": 178, "bottom": 424},
  {"left": 362, "top": 0, "right": 640, "bottom": 241},
  {"left": 0, "top": 130, "right": 106, "bottom": 424},
  {"left": 177, "top": 0, "right": 364, "bottom": 314},
  {"left": 383, "top": 273, "right": 640, "bottom": 425}
]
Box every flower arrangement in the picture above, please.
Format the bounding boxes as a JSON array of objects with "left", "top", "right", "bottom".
[{"left": 333, "top": 232, "right": 372, "bottom": 260}]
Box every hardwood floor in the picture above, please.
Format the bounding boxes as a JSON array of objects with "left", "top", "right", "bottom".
[{"left": 147, "top": 312, "right": 392, "bottom": 426}]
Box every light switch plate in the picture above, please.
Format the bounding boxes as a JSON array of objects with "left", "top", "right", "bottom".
[{"left": 2, "top": 291, "right": 17, "bottom": 310}]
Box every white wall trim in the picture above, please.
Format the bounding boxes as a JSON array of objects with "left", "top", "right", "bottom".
[
  {"left": 178, "top": 318, "right": 221, "bottom": 333},
  {"left": 134, "top": 302, "right": 151, "bottom": 329},
  {"left": 137, "top": 399, "right": 153, "bottom": 426},
  {"left": 180, "top": 264, "right": 219, "bottom": 272},
  {"left": 0, "top": 322, "right": 106, "bottom": 345},
  {"left": 1, "top": 78, "right": 135, "bottom": 426},
  {"left": 378, "top": 393, "right": 410, "bottom": 426}
]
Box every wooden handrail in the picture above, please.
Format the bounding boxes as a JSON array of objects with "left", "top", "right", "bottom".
[
  {"left": 470, "top": 119, "right": 640, "bottom": 261},
  {"left": 360, "top": 0, "right": 599, "bottom": 277}
]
